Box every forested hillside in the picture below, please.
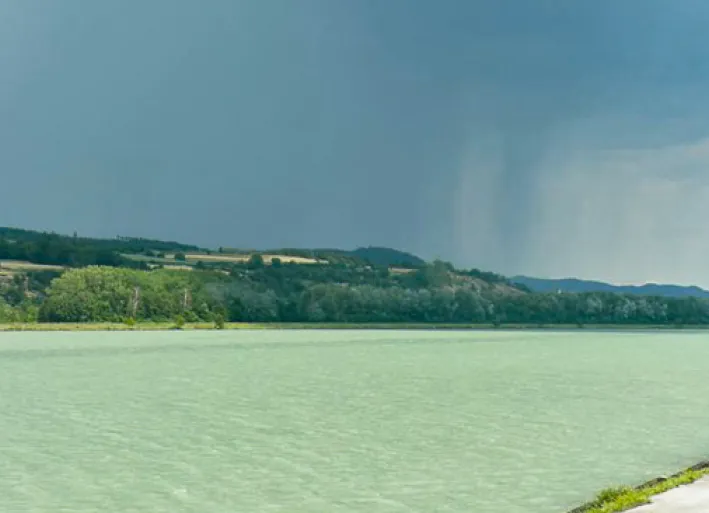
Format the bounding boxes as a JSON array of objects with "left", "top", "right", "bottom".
[
  {"left": 349, "top": 246, "right": 425, "bottom": 267},
  {"left": 2, "top": 260, "right": 709, "bottom": 326},
  {"left": 0, "top": 227, "right": 198, "bottom": 268},
  {"left": 2, "top": 226, "right": 709, "bottom": 326}
]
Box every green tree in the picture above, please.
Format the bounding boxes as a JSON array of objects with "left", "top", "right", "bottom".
[
  {"left": 0, "top": 298, "right": 21, "bottom": 323},
  {"left": 248, "top": 254, "right": 265, "bottom": 269},
  {"left": 39, "top": 267, "right": 137, "bottom": 322},
  {"left": 173, "top": 314, "right": 185, "bottom": 329}
]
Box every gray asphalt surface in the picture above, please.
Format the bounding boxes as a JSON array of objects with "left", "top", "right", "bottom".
[{"left": 628, "top": 476, "right": 709, "bottom": 513}]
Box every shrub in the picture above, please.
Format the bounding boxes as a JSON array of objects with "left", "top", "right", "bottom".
[
  {"left": 248, "top": 254, "right": 265, "bottom": 269},
  {"left": 173, "top": 314, "right": 185, "bottom": 329},
  {"left": 595, "top": 486, "right": 634, "bottom": 504}
]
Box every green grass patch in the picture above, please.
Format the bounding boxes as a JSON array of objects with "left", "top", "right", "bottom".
[
  {"left": 0, "top": 322, "right": 273, "bottom": 332},
  {"left": 2, "top": 322, "right": 709, "bottom": 332},
  {"left": 571, "top": 461, "right": 709, "bottom": 513}
]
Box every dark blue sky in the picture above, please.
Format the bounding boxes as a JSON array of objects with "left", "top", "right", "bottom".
[{"left": 2, "top": 1, "right": 709, "bottom": 285}]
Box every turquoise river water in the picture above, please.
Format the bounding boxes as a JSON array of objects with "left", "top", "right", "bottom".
[{"left": 0, "top": 330, "right": 708, "bottom": 512}]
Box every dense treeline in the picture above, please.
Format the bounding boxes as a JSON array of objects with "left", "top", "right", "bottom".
[
  {"left": 348, "top": 246, "right": 425, "bottom": 268},
  {"left": 0, "top": 227, "right": 198, "bottom": 268},
  {"left": 3, "top": 263, "right": 709, "bottom": 325},
  {"left": 0, "top": 236, "right": 125, "bottom": 267},
  {"left": 0, "top": 227, "right": 199, "bottom": 252},
  {"left": 38, "top": 267, "right": 216, "bottom": 322}
]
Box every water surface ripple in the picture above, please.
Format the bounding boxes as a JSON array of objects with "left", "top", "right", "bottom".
[{"left": 0, "top": 330, "right": 708, "bottom": 512}]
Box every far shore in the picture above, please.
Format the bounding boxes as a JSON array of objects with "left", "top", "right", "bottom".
[{"left": 2, "top": 322, "right": 709, "bottom": 332}]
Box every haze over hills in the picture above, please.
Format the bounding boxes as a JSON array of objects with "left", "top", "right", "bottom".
[{"left": 511, "top": 276, "right": 709, "bottom": 299}]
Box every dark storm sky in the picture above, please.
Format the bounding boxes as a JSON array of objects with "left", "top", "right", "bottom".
[{"left": 3, "top": 1, "right": 709, "bottom": 285}]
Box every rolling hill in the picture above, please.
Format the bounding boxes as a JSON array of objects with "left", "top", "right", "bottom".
[
  {"left": 511, "top": 275, "right": 709, "bottom": 299},
  {"left": 0, "top": 226, "right": 428, "bottom": 273},
  {"left": 348, "top": 246, "right": 425, "bottom": 268}
]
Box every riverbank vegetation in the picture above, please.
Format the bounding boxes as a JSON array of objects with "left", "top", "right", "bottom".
[
  {"left": 3, "top": 263, "right": 709, "bottom": 326},
  {"left": 570, "top": 461, "right": 709, "bottom": 513},
  {"left": 6, "top": 322, "right": 709, "bottom": 332},
  {"left": 4, "top": 227, "right": 709, "bottom": 327}
]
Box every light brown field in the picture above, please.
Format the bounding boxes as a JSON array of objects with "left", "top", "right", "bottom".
[
  {"left": 0, "top": 260, "right": 65, "bottom": 271},
  {"left": 259, "top": 254, "right": 324, "bottom": 265},
  {"left": 159, "top": 264, "right": 193, "bottom": 271},
  {"left": 168, "top": 253, "right": 324, "bottom": 265},
  {"left": 390, "top": 267, "right": 416, "bottom": 274}
]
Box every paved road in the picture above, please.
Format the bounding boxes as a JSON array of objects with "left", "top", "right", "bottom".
[{"left": 628, "top": 477, "right": 709, "bottom": 513}]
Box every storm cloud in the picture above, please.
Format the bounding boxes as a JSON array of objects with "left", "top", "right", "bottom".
[{"left": 2, "top": 1, "right": 709, "bottom": 285}]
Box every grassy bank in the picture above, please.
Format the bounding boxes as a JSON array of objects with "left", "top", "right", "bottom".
[
  {"left": 569, "top": 460, "right": 709, "bottom": 513},
  {"left": 0, "top": 322, "right": 264, "bottom": 332},
  {"left": 2, "top": 322, "right": 709, "bottom": 332}
]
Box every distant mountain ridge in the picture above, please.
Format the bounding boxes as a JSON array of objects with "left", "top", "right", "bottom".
[{"left": 511, "top": 275, "right": 709, "bottom": 298}]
